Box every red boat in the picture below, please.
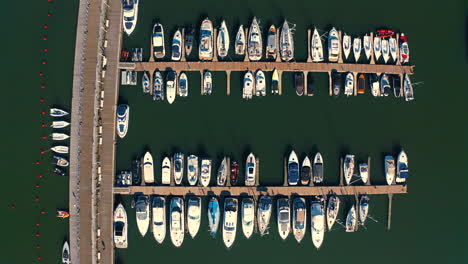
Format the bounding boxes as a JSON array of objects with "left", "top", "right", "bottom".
[
  {"left": 57, "top": 210, "right": 70, "bottom": 218},
  {"left": 120, "top": 50, "right": 130, "bottom": 62},
  {"left": 376, "top": 29, "right": 395, "bottom": 38},
  {"left": 230, "top": 161, "right": 238, "bottom": 186}
]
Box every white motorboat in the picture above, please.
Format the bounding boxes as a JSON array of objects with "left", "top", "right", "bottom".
[
  {"left": 187, "top": 196, "right": 201, "bottom": 238},
  {"left": 50, "top": 108, "right": 69, "bottom": 117},
  {"left": 373, "top": 36, "right": 382, "bottom": 61},
  {"left": 62, "top": 241, "right": 71, "bottom": 264},
  {"left": 152, "top": 196, "right": 166, "bottom": 244},
  {"left": 326, "top": 195, "right": 340, "bottom": 231},
  {"left": 311, "top": 27, "right": 324, "bottom": 62},
  {"left": 173, "top": 153, "right": 184, "bottom": 185},
  {"left": 266, "top": 25, "right": 277, "bottom": 59},
  {"left": 257, "top": 195, "right": 272, "bottom": 236},
  {"left": 363, "top": 34, "right": 372, "bottom": 60},
  {"left": 200, "top": 158, "right": 212, "bottom": 187},
  {"left": 277, "top": 198, "right": 290, "bottom": 240},
  {"left": 404, "top": 74, "right": 414, "bottom": 102},
  {"left": 217, "top": 20, "right": 230, "bottom": 59},
  {"left": 313, "top": 152, "right": 324, "bottom": 184},
  {"left": 113, "top": 203, "right": 128, "bottom": 248},
  {"left": 382, "top": 39, "right": 390, "bottom": 63},
  {"left": 380, "top": 73, "right": 391, "bottom": 96},
  {"left": 288, "top": 150, "right": 299, "bottom": 185},
  {"left": 369, "top": 73, "right": 380, "bottom": 97},
  {"left": 241, "top": 198, "right": 255, "bottom": 239},
  {"left": 245, "top": 153, "right": 256, "bottom": 186},
  {"left": 199, "top": 18, "right": 214, "bottom": 60},
  {"left": 385, "top": 155, "right": 396, "bottom": 185},
  {"left": 216, "top": 157, "right": 228, "bottom": 186},
  {"left": 328, "top": 27, "right": 340, "bottom": 62},
  {"left": 280, "top": 20, "right": 294, "bottom": 62},
  {"left": 116, "top": 104, "right": 129, "bottom": 138},
  {"left": 344, "top": 72, "right": 354, "bottom": 96},
  {"left": 359, "top": 195, "right": 369, "bottom": 225},
  {"left": 342, "top": 34, "right": 351, "bottom": 60},
  {"left": 300, "top": 156, "right": 311, "bottom": 185},
  {"left": 359, "top": 163, "right": 369, "bottom": 184},
  {"left": 152, "top": 23, "right": 165, "bottom": 59},
  {"left": 208, "top": 197, "right": 220, "bottom": 237},
  {"left": 389, "top": 37, "right": 397, "bottom": 61},
  {"left": 292, "top": 197, "right": 306, "bottom": 243},
  {"left": 344, "top": 154, "right": 355, "bottom": 185},
  {"left": 153, "top": 70, "right": 164, "bottom": 100},
  {"left": 396, "top": 150, "right": 409, "bottom": 183},
  {"left": 171, "top": 29, "right": 182, "bottom": 61},
  {"left": 255, "top": 70, "right": 266, "bottom": 96},
  {"left": 203, "top": 71, "right": 212, "bottom": 95},
  {"left": 142, "top": 151, "right": 154, "bottom": 184},
  {"left": 52, "top": 133, "right": 69, "bottom": 141},
  {"left": 235, "top": 25, "right": 246, "bottom": 55},
  {"left": 54, "top": 156, "right": 69, "bottom": 167},
  {"left": 166, "top": 71, "right": 177, "bottom": 104},
  {"left": 353, "top": 37, "right": 361, "bottom": 62},
  {"left": 122, "top": 0, "right": 138, "bottom": 36},
  {"left": 248, "top": 17, "right": 262, "bottom": 61},
  {"left": 271, "top": 68, "right": 279, "bottom": 94},
  {"left": 311, "top": 196, "right": 325, "bottom": 249},
  {"left": 51, "top": 146, "right": 69, "bottom": 154},
  {"left": 345, "top": 205, "right": 357, "bottom": 232},
  {"left": 242, "top": 71, "right": 254, "bottom": 100},
  {"left": 399, "top": 33, "right": 410, "bottom": 63},
  {"left": 161, "top": 157, "right": 172, "bottom": 185},
  {"left": 170, "top": 197, "right": 185, "bottom": 247},
  {"left": 142, "top": 71, "right": 150, "bottom": 93},
  {"left": 51, "top": 121, "right": 70, "bottom": 129},
  {"left": 187, "top": 155, "right": 199, "bottom": 186},
  {"left": 178, "top": 72, "right": 188, "bottom": 97},
  {"left": 135, "top": 195, "right": 150, "bottom": 237},
  {"left": 223, "top": 197, "right": 238, "bottom": 248}
]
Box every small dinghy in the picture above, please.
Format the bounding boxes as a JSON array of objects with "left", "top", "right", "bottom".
[
  {"left": 113, "top": 203, "right": 128, "bottom": 248},
  {"left": 328, "top": 27, "right": 340, "bottom": 62},
  {"left": 389, "top": 37, "right": 397, "bottom": 61},
  {"left": 170, "top": 197, "right": 185, "bottom": 247},
  {"left": 359, "top": 163, "right": 369, "bottom": 184},
  {"left": 369, "top": 73, "right": 380, "bottom": 97},
  {"left": 313, "top": 152, "right": 324, "bottom": 184},
  {"left": 288, "top": 150, "right": 299, "bottom": 185},
  {"left": 382, "top": 39, "right": 390, "bottom": 63},
  {"left": 208, "top": 197, "right": 220, "bottom": 237},
  {"left": 326, "top": 195, "right": 340, "bottom": 230},
  {"left": 178, "top": 72, "right": 188, "bottom": 97},
  {"left": 187, "top": 155, "right": 199, "bottom": 186},
  {"left": 399, "top": 33, "right": 410, "bottom": 63},
  {"left": 152, "top": 196, "right": 166, "bottom": 243},
  {"left": 346, "top": 205, "right": 357, "bottom": 232},
  {"left": 300, "top": 156, "right": 311, "bottom": 185},
  {"left": 311, "top": 196, "right": 325, "bottom": 249},
  {"left": 153, "top": 70, "right": 164, "bottom": 101},
  {"left": 216, "top": 157, "right": 228, "bottom": 186},
  {"left": 54, "top": 156, "right": 69, "bottom": 167},
  {"left": 200, "top": 158, "right": 212, "bottom": 187},
  {"left": 202, "top": 71, "right": 212, "bottom": 95},
  {"left": 166, "top": 71, "right": 177, "bottom": 104},
  {"left": 171, "top": 29, "right": 182, "bottom": 61},
  {"left": 161, "top": 156, "right": 172, "bottom": 185},
  {"left": 51, "top": 121, "right": 70, "bottom": 129},
  {"left": 384, "top": 155, "right": 396, "bottom": 185},
  {"left": 241, "top": 198, "right": 255, "bottom": 239},
  {"left": 242, "top": 71, "right": 254, "bottom": 100},
  {"left": 142, "top": 71, "right": 150, "bottom": 93},
  {"left": 187, "top": 196, "right": 201, "bottom": 238},
  {"left": 380, "top": 73, "right": 391, "bottom": 96},
  {"left": 223, "top": 197, "right": 238, "bottom": 248},
  {"left": 257, "top": 195, "right": 272, "bottom": 236},
  {"left": 135, "top": 195, "right": 150, "bottom": 237},
  {"left": 255, "top": 69, "right": 266, "bottom": 96},
  {"left": 277, "top": 198, "right": 290, "bottom": 240},
  {"left": 363, "top": 34, "right": 372, "bottom": 60},
  {"left": 52, "top": 133, "right": 69, "bottom": 141},
  {"left": 342, "top": 34, "right": 351, "bottom": 60},
  {"left": 292, "top": 197, "right": 307, "bottom": 243},
  {"left": 357, "top": 74, "right": 365, "bottom": 94},
  {"left": 245, "top": 153, "right": 256, "bottom": 186},
  {"left": 393, "top": 74, "right": 402, "bottom": 97},
  {"left": 359, "top": 195, "right": 370, "bottom": 225},
  {"left": 266, "top": 25, "right": 277, "bottom": 59},
  {"left": 344, "top": 72, "right": 354, "bottom": 96},
  {"left": 396, "top": 150, "right": 409, "bottom": 183},
  {"left": 217, "top": 20, "right": 230, "bottom": 59},
  {"left": 235, "top": 25, "right": 246, "bottom": 55},
  {"left": 376, "top": 29, "right": 395, "bottom": 38},
  {"left": 248, "top": 17, "right": 262, "bottom": 61},
  {"left": 184, "top": 27, "right": 195, "bottom": 57},
  {"left": 280, "top": 20, "right": 294, "bottom": 62},
  {"left": 62, "top": 241, "right": 71, "bottom": 264},
  {"left": 311, "top": 27, "right": 324, "bottom": 62},
  {"left": 173, "top": 153, "right": 184, "bottom": 185},
  {"left": 271, "top": 68, "right": 279, "bottom": 94},
  {"left": 199, "top": 18, "right": 214, "bottom": 60},
  {"left": 116, "top": 104, "right": 129, "bottom": 138},
  {"left": 344, "top": 154, "right": 355, "bottom": 185},
  {"left": 51, "top": 146, "right": 69, "bottom": 154},
  {"left": 404, "top": 74, "right": 414, "bottom": 101},
  {"left": 50, "top": 108, "right": 69, "bottom": 117},
  {"left": 152, "top": 23, "right": 165, "bottom": 59},
  {"left": 353, "top": 37, "right": 361, "bottom": 62},
  {"left": 373, "top": 36, "right": 382, "bottom": 61},
  {"left": 54, "top": 167, "right": 66, "bottom": 176}
]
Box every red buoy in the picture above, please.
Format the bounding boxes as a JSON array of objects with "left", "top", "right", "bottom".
[
  {"left": 39, "top": 98, "right": 45, "bottom": 102},
  {"left": 36, "top": 184, "right": 40, "bottom": 188},
  {"left": 35, "top": 198, "right": 40, "bottom": 202},
  {"left": 36, "top": 223, "right": 40, "bottom": 226},
  {"left": 35, "top": 233, "right": 40, "bottom": 237},
  {"left": 43, "top": 37, "right": 48, "bottom": 41},
  {"left": 42, "top": 61, "right": 47, "bottom": 65},
  {"left": 42, "top": 136, "right": 47, "bottom": 139},
  {"left": 35, "top": 161, "right": 41, "bottom": 165},
  {"left": 47, "top": 13, "right": 52, "bottom": 17},
  {"left": 41, "top": 124, "right": 46, "bottom": 128},
  {"left": 39, "top": 73, "right": 44, "bottom": 76},
  {"left": 43, "top": 48, "right": 48, "bottom": 52},
  {"left": 41, "top": 85, "right": 46, "bottom": 88},
  {"left": 10, "top": 205, "right": 16, "bottom": 209},
  {"left": 36, "top": 245, "right": 41, "bottom": 249},
  {"left": 40, "top": 210, "right": 45, "bottom": 214},
  {"left": 38, "top": 174, "right": 43, "bottom": 178},
  {"left": 43, "top": 25, "right": 49, "bottom": 29},
  {"left": 37, "top": 256, "right": 42, "bottom": 260}
]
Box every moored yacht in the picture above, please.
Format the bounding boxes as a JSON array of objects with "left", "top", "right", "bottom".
[
  {"left": 311, "top": 27, "right": 324, "bottom": 62},
  {"left": 199, "top": 18, "right": 214, "bottom": 60},
  {"left": 152, "top": 23, "right": 165, "bottom": 59},
  {"left": 187, "top": 155, "right": 199, "bottom": 186},
  {"left": 389, "top": 37, "right": 397, "bottom": 61},
  {"left": 161, "top": 156, "right": 172, "bottom": 185},
  {"left": 292, "top": 197, "right": 307, "bottom": 243},
  {"left": 116, "top": 104, "right": 129, "bottom": 138},
  {"left": 385, "top": 155, "right": 396, "bottom": 185},
  {"left": 243, "top": 71, "right": 254, "bottom": 100},
  {"left": 326, "top": 195, "right": 340, "bottom": 230},
  {"left": 217, "top": 20, "right": 230, "bottom": 59},
  {"left": 113, "top": 203, "right": 128, "bottom": 248},
  {"left": 359, "top": 195, "right": 369, "bottom": 225},
  {"left": 223, "top": 197, "right": 238, "bottom": 248},
  {"left": 396, "top": 150, "right": 409, "bottom": 183},
  {"left": 271, "top": 68, "right": 279, "bottom": 94},
  {"left": 135, "top": 195, "right": 150, "bottom": 237},
  {"left": 171, "top": 29, "right": 182, "bottom": 61},
  {"left": 266, "top": 25, "right": 277, "bottom": 59},
  {"left": 369, "top": 73, "right": 380, "bottom": 97},
  {"left": 51, "top": 146, "right": 69, "bottom": 154},
  {"left": 280, "top": 20, "right": 294, "bottom": 62},
  {"left": 187, "top": 196, "right": 201, "bottom": 238},
  {"left": 173, "top": 153, "right": 184, "bottom": 185},
  {"left": 152, "top": 196, "right": 166, "bottom": 244},
  {"left": 241, "top": 198, "right": 255, "bottom": 239},
  {"left": 122, "top": 0, "right": 138, "bottom": 36},
  {"left": 328, "top": 27, "right": 340, "bottom": 62},
  {"left": 404, "top": 74, "right": 414, "bottom": 101},
  {"left": 359, "top": 163, "right": 369, "bottom": 184},
  {"left": 245, "top": 153, "right": 256, "bottom": 186},
  {"left": 344, "top": 72, "right": 354, "bottom": 96},
  {"left": 382, "top": 39, "right": 390, "bottom": 63},
  {"left": 248, "top": 17, "right": 262, "bottom": 61},
  {"left": 142, "top": 71, "right": 150, "bottom": 93},
  {"left": 311, "top": 196, "right": 325, "bottom": 249},
  {"left": 202, "top": 71, "right": 212, "bottom": 95},
  {"left": 393, "top": 74, "right": 402, "bottom": 97},
  {"left": 235, "top": 25, "right": 246, "bottom": 55},
  {"left": 50, "top": 108, "right": 69, "bottom": 117},
  {"left": 344, "top": 154, "right": 355, "bottom": 185},
  {"left": 346, "top": 205, "right": 357, "bottom": 232},
  {"left": 358, "top": 73, "right": 365, "bottom": 94},
  {"left": 255, "top": 70, "right": 266, "bottom": 96},
  {"left": 301, "top": 156, "right": 311, "bottom": 185},
  {"left": 363, "top": 34, "right": 372, "bottom": 60},
  {"left": 208, "top": 197, "right": 220, "bottom": 237},
  {"left": 54, "top": 156, "right": 69, "bottom": 167},
  {"left": 342, "top": 34, "right": 351, "bottom": 60},
  {"left": 62, "top": 241, "right": 71, "bottom": 264},
  {"left": 295, "top": 72, "right": 304, "bottom": 96},
  {"left": 153, "top": 70, "right": 164, "bottom": 100},
  {"left": 313, "top": 152, "right": 324, "bottom": 184},
  {"left": 288, "top": 150, "right": 299, "bottom": 185},
  {"left": 332, "top": 70, "right": 342, "bottom": 96},
  {"left": 170, "top": 197, "right": 185, "bottom": 247},
  {"left": 399, "top": 33, "right": 410, "bottom": 63},
  {"left": 184, "top": 27, "right": 194, "bottom": 56},
  {"left": 257, "top": 195, "right": 272, "bottom": 236},
  {"left": 51, "top": 121, "right": 70, "bottom": 129},
  {"left": 142, "top": 151, "right": 154, "bottom": 184},
  {"left": 178, "top": 72, "right": 188, "bottom": 97},
  {"left": 353, "top": 37, "right": 361, "bottom": 62},
  {"left": 277, "top": 197, "right": 290, "bottom": 240},
  {"left": 380, "top": 73, "right": 391, "bottom": 96},
  {"left": 373, "top": 36, "right": 382, "bottom": 61},
  {"left": 200, "top": 158, "right": 212, "bottom": 187},
  {"left": 216, "top": 157, "right": 228, "bottom": 186},
  {"left": 166, "top": 71, "right": 177, "bottom": 104}
]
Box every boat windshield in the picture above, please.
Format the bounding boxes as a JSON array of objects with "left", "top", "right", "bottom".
[
  {"left": 279, "top": 211, "right": 289, "bottom": 221},
  {"left": 115, "top": 221, "right": 124, "bottom": 235},
  {"left": 122, "top": 0, "right": 135, "bottom": 10}
]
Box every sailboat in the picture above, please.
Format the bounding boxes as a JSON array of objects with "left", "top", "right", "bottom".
[
  {"left": 241, "top": 198, "right": 255, "bottom": 239},
  {"left": 122, "top": 0, "right": 138, "bottom": 36},
  {"left": 51, "top": 121, "right": 70, "bottom": 129},
  {"left": 389, "top": 37, "right": 397, "bottom": 61},
  {"left": 292, "top": 197, "right": 306, "bottom": 243},
  {"left": 187, "top": 155, "right": 199, "bottom": 186},
  {"left": 311, "top": 196, "right": 325, "bottom": 249},
  {"left": 142, "top": 151, "right": 154, "bottom": 184},
  {"left": 184, "top": 27, "right": 195, "bottom": 56},
  {"left": 345, "top": 205, "right": 357, "bottom": 232},
  {"left": 171, "top": 29, "right": 182, "bottom": 61},
  {"left": 255, "top": 70, "right": 266, "bottom": 96},
  {"left": 142, "top": 71, "right": 150, "bottom": 93},
  {"left": 363, "top": 34, "right": 372, "bottom": 60},
  {"left": 277, "top": 197, "right": 290, "bottom": 240},
  {"left": 187, "top": 196, "right": 201, "bottom": 238},
  {"left": 243, "top": 71, "right": 254, "bottom": 100},
  {"left": 178, "top": 72, "right": 188, "bottom": 97},
  {"left": 266, "top": 25, "right": 277, "bottom": 59},
  {"left": 173, "top": 153, "right": 184, "bottom": 185},
  {"left": 359, "top": 163, "right": 369, "bottom": 184},
  {"left": 404, "top": 74, "right": 414, "bottom": 101},
  {"left": 166, "top": 71, "right": 177, "bottom": 104},
  {"left": 344, "top": 154, "right": 355, "bottom": 185},
  {"left": 217, "top": 20, "right": 230, "bottom": 59},
  {"left": 199, "top": 18, "right": 213, "bottom": 60},
  {"left": 257, "top": 195, "right": 272, "bottom": 236},
  {"left": 208, "top": 197, "right": 220, "bottom": 237},
  {"left": 235, "top": 25, "right": 246, "bottom": 55},
  {"left": 200, "top": 158, "right": 212, "bottom": 187},
  {"left": 113, "top": 203, "right": 128, "bottom": 248},
  {"left": 216, "top": 157, "right": 228, "bottom": 186},
  {"left": 326, "top": 195, "right": 340, "bottom": 230},
  {"left": 342, "top": 34, "right": 351, "bottom": 60},
  {"left": 52, "top": 133, "right": 69, "bottom": 141},
  {"left": 153, "top": 70, "right": 164, "bottom": 101},
  {"left": 359, "top": 195, "right": 370, "bottom": 225},
  {"left": 50, "top": 108, "right": 69, "bottom": 117},
  {"left": 353, "top": 37, "right": 361, "bottom": 62},
  {"left": 161, "top": 156, "right": 172, "bottom": 185},
  {"left": 311, "top": 27, "right": 324, "bottom": 62},
  {"left": 396, "top": 150, "right": 409, "bottom": 183},
  {"left": 280, "top": 20, "right": 294, "bottom": 62},
  {"left": 385, "top": 155, "right": 396, "bottom": 185},
  {"left": 248, "top": 17, "right": 262, "bottom": 61},
  {"left": 288, "top": 150, "right": 299, "bottom": 185},
  {"left": 62, "top": 241, "right": 71, "bottom": 264},
  {"left": 135, "top": 195, "right": 150, "bottom": 237},
  {"left": 152, "top": 23, "right": 165, "bottom": 59},
  {"left": 223, "top": 197, "right": 238, "bottom": 248},
  {"left": 170, "top": 197, "right": 185, "bottom": 247},
  {"left": 152, "top": 196, "right": 166, "bottom": 244}
]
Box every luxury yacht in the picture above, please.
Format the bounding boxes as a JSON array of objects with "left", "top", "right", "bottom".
[
  {"left": 217, "top": 157, "right": 228, "bottom": 186},
  {"left": 396, "top": 150, "right": 409, "bottom": 183},
  {"left": 142, "top": 151, "right": 154, "bottom": 184},
  {"left": 152, "top": 196, "right": 166, "bottom": 244},
  {"left": 161, "top": 156, "right": 172, "bottom": 185},
  {"left": 248, "top": 17, "right": 262, "bottom": 61},
  {"left": 288, "top": 150, "right": 299, "bottom": 185},
  {"left": 113, "top": 203, "right": 128, "bottom": 248},
  {"left": 223, "top": 197, "right": 238, "bottom": 248},
  {"left": 280, "top": 20, "right": 294, "bottom": 61},
  {"left": 292, "top": 197, "right": 306, "bottom": 243},
  {"left": 245, "top": 153, "right": 256, "bottom": 186},
  {"left": 242, "top": 198, "right": 255, "bottom": 239},
  {"left": 300, "top": 156, "right": 311, "bottom": 185},
  {"left": 257, "top": 195, "right": 272, "bottom": 236},
  {"left": 255, "top": 70, "right": 266, "bottom": 96},
  {"left": 217, "top": 20, "right": 230, "bottom": 59},
  {"left": 152, "top": 23, "right": 165, "bottom": 59},
  {"left": 135, "top": 195, "right": 150, "bottom": 237},
  {"left": 344, "top": 154, "right": 355, "bottom": 185},
  {"left": 326, "top": 195, "right": 340, "bottom": 231},
  {"left": 311, "top": 196, "right": 325, "bottom": 249},
  {"left": 171, "top": 29, "right": 182, "bottom": 61},
  {"left": 328, "top": 28, "right": 340, "bottom": 62},
  {"left": 170, "top": 197, "right": 185, "bottom": 247},
  {"left": 311, "top": 27, "right": 324, "bottom": 62},
  {"left": 208, "top": 197, "right": 220, "bottom": 237},
  {"left": 187, "top": 155, "right": 199, "bottom": 186},
  {"left": 199, "top": 18, "right": 214, "bottom": 60},
  {"left": 187, "top": 196, "right": 201, "bottom": 238},
  {"left": 266, "top": 25, "right": 277, "bottom": 59},
  {"left": 173, "top": 153, "right": 184, "bottom": 185},
  {"left": 200, "top": 158, "right": 212, "bottom": 187},
  {"left": 235, "top": 25, "right": 246, "bottom": 55},
  {"left": 122, "top": 0, "right": 138, "bottom": 35},
  {"left": 313, "top": 152, "right": 324, "bottom": 184},
  {"left": 116, "top": 104, "right": 129, "bottom": 138},
  {"left": 277, "top": 198, "right": 290, "bottom": 240}
]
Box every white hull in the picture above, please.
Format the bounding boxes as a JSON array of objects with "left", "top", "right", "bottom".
[
  {"left": 342, "top": 34, "right": 351, "bottom": 60},
  {"left": 277, "top": 198, "right": 290, "bottom": 240},
  {"left": 328, "top": 28, "right": 340, "bottom": 62},
  {"left": 396, "top": 150, "right": 409, "bottom": 183},
  {"left": 326, "top": 195, "right": 340, "bottom": 231},
  {"left": 135, "top": 196, "right": 150, "bottom": 237},
  {"left": 313, "top": 152, "right": 324, "bottom": 184},
  {"left": 152, "top": 196, "right": 166, "bottom": 244},
  {"left": 359, "top": 163, "right": 369, "bottom": 184},
  {"left": 178, "top": 72, "right": 188, "bottom": 97},
  {"left": 187, "top": 155, "right": 199, "bottom": 186},
  {"left": 216, "top": 157, "right": 228, "bottom": 186},
  {"left": 344, "top": 72, "right": 354, "bottom": 96},
  {"left": 404, "top": 74, "right": 414, "bottom": 101},
  {"left": 353, "top": 37, "right": 361, "bottom": 62},
  {"left": 62, "top": 241, "right": 71, "bottom": 264},
  {"left": 51, "top": 121, "right": 70, "bottom": 129},
  {"left": 399, "top": 33, "right": 410, "bottom": 63},
  {"left": 363, "top": 34, "right": 372, "bottom": 60},
  {"left": 373, "top": 37, "right": 382, "bottom": 61},
  {"left": 199, "top": 19, "right": 213, "bottom": 60},
  {"left": 122, "top": 0, "right": 138, "bottom": 35},
  {"left": 255, "top": 70, "right": 266, "bottom": 96},
  {"left": 152, "top": 23, "right": 165, "bottom": 59},
  {"left": 142, "top": 152, "right": 154, "bottom": 184},
  {"left": 116, "top": 104, "right": 129, "bottom": 138},
  {"left": 292, "top": 197, "right": 306, "bottom": 243},
  {"left": 52, "top": 133, "right": 69, "bottom": 141},
  {"left": 389, "top": 37, "right": 397, "bottom": 61},
  {"left": 113, "top": 203, "right": 128, "bottom": 248},
  {"left": 311, "top": 27, "right": 324, "bottom": 62},
  {"left": 200, "top": 159, "right": 212, "bottom": 187},
  {"left": 359, "top": 195, "right": 369, "bottom": 224},
  {"left": 311, "top": 198, "right": 325, "bottom": 249},
  {"left": 173, "top": 153, "right": 184, "bottom": 185},
  {"left": 50, "top": 108, "right": 69, "bottom": 117},
  {"left": 170, "top": 197, "right": 185, "bottom": 247},
  {"left": 142, "top": 71, "right": 150, "bottom": 93},
  {"left": 288, "top": 150, "right": 299, "bottom": 185},
  {"left": 346, "top": 206, "right": 357, "bottom": 232},
  {"left": 248, "top": 17, "right": 263, "bottom": 61},
  {"left": 382, "top": 39, "right": 390, "bottom": 63},
  {"left": 266, "top": 25, "right": 277, "bottom": 59},
  {"left": 241, "top": 198, "right": 255, "bottom": 239},
  {"left": 166, "top": 72, "right": 177, "bottom": 104},
  {"left": 257, "top": 195, "right": 272, "bottom": 236},
  {"left": 203, "top": 71, "right": 212, "bottom": 95},
  {"left": 187, "top": 197, "right": 201, "bottom": 238},
  {"left": 208, "top": 197, "right": 220, "bottom": 237},
  {"left": 235, "top": 25, "right": 246, "bottom": 55},
  {"left": 344, "top": 155, "right": 355, "bottom": 185},
  {"left": 245, "top": 153, "right": 256, "bottom": 186},
  {"left": 243, "top": 71, "right": 254, "bottom": 99},
  {"left": 51, "top": 146, "right": 69, "bottom": 154},
  {"left": 223, "top": 198, "right": 238, "bottom": 248},
  {"left": 161, "top": 157, "right": 172, "bottom": 185},
  {"left": 385, "top": 155, "right": 396, "bottom": 185},
  {"left": 301, "top": 156, "right": 311, "bottom": 185},
  {"left": 171, "top": 30, "right": 182, "bottom": 61},
  {"left": 217, "top": 21, "right": 230, "bottom": 59}
]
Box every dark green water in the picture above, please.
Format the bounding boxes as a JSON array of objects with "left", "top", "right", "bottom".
[{"left": 3, "top": 0, "right": 467, "bottom": 263}]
